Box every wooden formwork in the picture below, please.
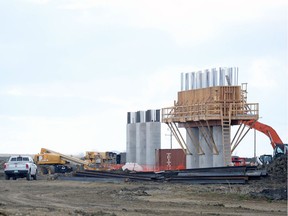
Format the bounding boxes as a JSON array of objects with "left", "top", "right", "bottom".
[
  {"left": 162, "top": 86, "right": 258, "bottom": 124},
  {"left": 177, "top": 86, "right": 241, "bottom": 105}
]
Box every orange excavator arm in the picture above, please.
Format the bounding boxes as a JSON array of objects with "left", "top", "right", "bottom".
[{"left": 242, "top": 120, "right": 283, "bottom": 149}]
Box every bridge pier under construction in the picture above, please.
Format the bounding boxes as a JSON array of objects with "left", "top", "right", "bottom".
[{"left": 162, "top": 67, "right": 259, "bottom": 168}]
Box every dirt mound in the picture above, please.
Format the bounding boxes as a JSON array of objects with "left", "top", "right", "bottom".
[
  {"left": 0, "top": 160, "right": 5, "bottom": 180},
  {"left": 250, "top": 188, "right": 287, "bottom": 200},
  {"left": 247, "top": 155, "right": 287, "bottom": 200},
  {"left": 0, "top": 160, "right": 5, "bottom": 170},
  {"left": 266, "top": 155, "right": 287, "bottom": 183}
]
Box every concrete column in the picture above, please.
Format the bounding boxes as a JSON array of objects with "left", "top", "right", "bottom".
[
  {"left": 126, "top": 123, "right": 136, "bottom": 163},
  {"left": 199, "top": 127, "right": 213, "bottom": 168},
  {"left": 146, "top": 122, "right": 161, "bottom": 169},
  {"left": 213, "top": 126, "right": 224, "bottom": 167},
  {"left": 136, "top": 123, "right": 146, "bottom": 166},
  {"left": 186, "top": 128, "right": 199, "bottom": 169}
]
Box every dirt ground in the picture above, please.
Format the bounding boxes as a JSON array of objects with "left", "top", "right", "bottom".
[
  {"left": 0, "top": 174, "right": 286, "bottom": 216},
  {"left": 0, "top": 157, "right": 287, "bottom": 216}
]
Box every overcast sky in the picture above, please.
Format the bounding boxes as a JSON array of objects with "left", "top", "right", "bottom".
[{"left": 0, "top": 0, "right": 287, "bottom": 157}]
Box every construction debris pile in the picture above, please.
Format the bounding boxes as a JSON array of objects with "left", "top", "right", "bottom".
[
  {"left": 250, "top": 188, "right": 287, "bottom": 200},
  {"left": 266, "top": 155, "right": 287, "bottom": 183},
  {"left": 0, "top": 159, "right": 5, "bottom": 179},
  {"left": 0, "top": 159, "right": 5, "bottom": 168},
  {"left": 248, "top": 155, "right": 288, "bottom": 201}
]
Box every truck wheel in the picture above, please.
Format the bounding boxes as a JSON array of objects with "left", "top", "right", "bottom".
[
  {"left": 32, "top": 174, "right": 37, "bottom": 180},
  {"left": 48, "top": 166, "right": 55, "bottom": 175},
  {"left": 32, "top": 170, "right": 37, "bottom": 180},
  {"left": 26, "top": 172, "right": 31, "bottom": 181},
  {"left": 39, "top": 166, "right": 48, "bottom": 175},
  {"left": 5, "top": 174, "right": 10, "bottom": 180}
]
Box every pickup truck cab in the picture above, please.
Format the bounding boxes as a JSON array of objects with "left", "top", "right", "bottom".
[{"left": 4, "top": 155, "right": 37, "bottom": 180}]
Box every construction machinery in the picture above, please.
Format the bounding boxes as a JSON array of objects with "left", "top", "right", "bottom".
[
  {"left": 84, "top": 151, "right": 122, "bottom": 170},
  {"left": 34, "top": 148, "right": 90, "bottom": 174},
  {"left": 243, "top": 120, "right": 288, "bottom": 161},
  {"left": 231, "top": 156, "right": 247, "bottom": 166},
  {"left": 34, "top": 148, "right": 123, "bottom": 174},
  {"left": 258, "top": 154, "right": 273, "bottom": 165}
]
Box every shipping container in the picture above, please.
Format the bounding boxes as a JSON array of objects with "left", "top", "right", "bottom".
[{"left": 155, "top": 149, "right": 186, "bottom": 171}]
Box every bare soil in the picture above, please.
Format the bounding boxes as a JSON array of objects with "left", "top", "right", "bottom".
[
  {"left": 0, "top": 173, "right": 286, "bottom": 216},
  {"left": 0, "top": 157, "right": 287, "bottom": 216}
]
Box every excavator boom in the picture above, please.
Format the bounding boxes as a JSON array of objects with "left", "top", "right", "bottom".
[{"left": 243, "top": 120, "right": 283, "bottom": 149}]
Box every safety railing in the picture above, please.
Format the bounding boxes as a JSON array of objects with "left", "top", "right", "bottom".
[{"left": 162, "top": 102, "right": 259, "bottom": 123}]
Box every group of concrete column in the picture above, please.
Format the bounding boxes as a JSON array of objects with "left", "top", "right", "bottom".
[
  {"left": 126, "top": 110, "right": 161, "bottom": 169},
  {"left": 186, "top": 126, "right": 230, "bottom": 168}
]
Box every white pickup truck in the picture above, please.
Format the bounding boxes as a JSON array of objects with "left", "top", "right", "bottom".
[{"left": 4, "top": 155, "right": 37, "bottom": 180}]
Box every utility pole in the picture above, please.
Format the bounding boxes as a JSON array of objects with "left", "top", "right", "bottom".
[
  {"left": 254, "top": 128, "right": 256, "bottom": 162},
  {"left": 170, "top": 131, "right": 172, "bottom": 149}
]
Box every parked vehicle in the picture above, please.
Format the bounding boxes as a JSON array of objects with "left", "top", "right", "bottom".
[{"left": 4, "top": 155, "right": 37, "bottom": 180}]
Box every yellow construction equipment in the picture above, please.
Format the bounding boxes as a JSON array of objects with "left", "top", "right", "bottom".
[
  {"left": 34, "top": 148, "right": 122, "bottom": 174},
  {"left": 34, "top": 148, "right": 90, "bottom": 174},
  {"left": 85, "top": 151, "right": 116, "bottom": 163}
]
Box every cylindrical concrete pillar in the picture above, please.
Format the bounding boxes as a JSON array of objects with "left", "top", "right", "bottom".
[
  {"left": 146, "top": 122, "right": 161, "bottom": 169},
  {"left": 126, "top": 123, "right": 136, "bottom": 163},
  {"left": 213, "top": 126, "right": 224, "bottom": 167},
  {"left": 136, "top": 123, "right": 146, "bottom": 166},
  {"left": 186, "top": 128, "right": 199, "bottom": 169},
  {"left": 199, "top": 127, "right": 213, "bottom": 168}
]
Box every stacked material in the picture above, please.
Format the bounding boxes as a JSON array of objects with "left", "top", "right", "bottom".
[{"left": 74, "top": 166, "right": 267, "bottom": 184}]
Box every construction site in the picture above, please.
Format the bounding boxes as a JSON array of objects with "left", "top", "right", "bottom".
[{"left": 0, "top": 68, "right": 287, "bottom": 216}]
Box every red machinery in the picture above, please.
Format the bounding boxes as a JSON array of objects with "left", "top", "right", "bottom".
[
  {"left": 243, "top": 120, "right": 287, "bottom": 158},
  {"left": 231, "top": 156, "right": 246, "bottom": 166}
]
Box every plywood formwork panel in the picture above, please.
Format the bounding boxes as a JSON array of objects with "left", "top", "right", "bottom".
[
  {"left": 162, "top": 85, "right": 258, "bottom": 124},
  {"left": 177, "top": 86, "right": 242, "bottom": 105}
]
